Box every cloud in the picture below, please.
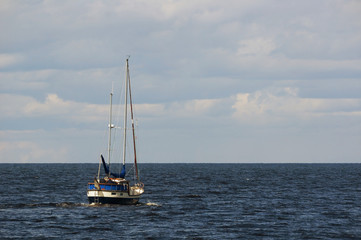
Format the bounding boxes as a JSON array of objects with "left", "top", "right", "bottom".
[
  {"left": 0, "top": 94, "right": 108, "bottom": 124},
  {"left": 0, "top": 92, "right": 226, "bottom": 123},
  {"left": 0, "top": 129, "right": 68, "bottom": 163},
  {"left": 2, "top": 85, "right": 360, "bottom": 129},
  {"left": 1, "top": 0, "right": 360, "bottom": 163},
  {"left": 0, "top": 140, "right": 68, "bottom": 163},
  {"left": 231, "top": 87, "right": 361, "bottom": 125},
  {"left": 237, "top": 38, "right": 277, "bottom": 56},
  {"left": 1, "top": 88, "right": 360, "bottom": 163},
  {"left": 0, "top": 129, "right": 100, "bottom": 163},
  {"left": 0, "top": 54, "right": 24, "bottom": 68},
  {"left": 167, "top": 98, "right": 225, "bottom": 118}
]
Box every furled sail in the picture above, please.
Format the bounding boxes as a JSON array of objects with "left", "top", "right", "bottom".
[{"left": 101, "top": 155, "right": 126, "bottom": 178}]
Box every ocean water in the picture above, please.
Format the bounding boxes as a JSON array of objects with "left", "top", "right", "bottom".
[{"left": 0, "top": 163, "right": 360, "bottom": 239}]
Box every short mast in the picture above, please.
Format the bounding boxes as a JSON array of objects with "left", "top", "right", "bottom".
[{"left": 122, "top": 58, "right": 129, "bottom": 166}]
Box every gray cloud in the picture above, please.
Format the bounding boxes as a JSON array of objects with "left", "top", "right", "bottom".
[{"left": 1, "top": 0, "right": 360, "bottom": 163}]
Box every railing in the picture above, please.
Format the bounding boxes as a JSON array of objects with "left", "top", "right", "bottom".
[{"left": 88, "top": 183, "right": 128, "bottom": 191}]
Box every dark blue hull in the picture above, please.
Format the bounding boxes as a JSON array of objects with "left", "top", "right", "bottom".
[{"left": 88, "top": 196, "right": 139, "bottom": 205}]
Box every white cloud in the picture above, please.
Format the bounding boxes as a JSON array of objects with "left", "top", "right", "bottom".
[
  {"left": 0, "top": 94, "right": 108, "bottom": 123},
  {"left": 2, "top": 87, "right": 360, "bottom": 129},
  {"left": 0, "top": 93, "right": 224, "bottom": 124},
  {"left": 167, "top": 98, "right": 224, "bottom": 118},
  {"left": 0, "top": 141, "right": 68, "bottom": 163},
  {"left": 0, "top": 129, "right": 102, "bottom": 163},
  {"left": 134, "top": 103, "right": 165, "bottom": 117},
  {"left": 237, "top": 38, "right": 277, "bottom": 56},
  {"left": 231, "top": 87, "right": 361, "bottom": 125},
  {"left": 0, "top": 54, "right": 24, "bottom": 68},
  {"left": 0, "top": 70, "right": 51, "bottom": 91},
  {"left": 0, "top": 129, "right": 68, "bottom": 163},
  {"left": 1, "top": 88, "right": 360, "bottom": 163}
]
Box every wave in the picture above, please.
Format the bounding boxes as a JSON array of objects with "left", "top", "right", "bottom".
[{"left": 179, "top": 194, "right": 202, "bottom": 198}]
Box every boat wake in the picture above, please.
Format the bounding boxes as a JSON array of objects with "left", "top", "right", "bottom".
[
  {"left": 144, "top": 202, "right": 161, "bottom": 207},
  {"left": 0, "top": 201, "right": 161, "bottom": 209},
  {"left": 86, "top": 201, "right": 161, "bottom": 207},
  {"left": 0, "top": 202, "right": 87, "bottom": 209}
]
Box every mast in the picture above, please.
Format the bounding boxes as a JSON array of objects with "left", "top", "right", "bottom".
[
  {"left": 122, "top": 58, "right": 129, "bottom": 167},
  {"left": 128, "top": 69, "right": 139, "bottom": 181},
  {"left": 107, "top": 86, "right": 114, "bottom": 176}
]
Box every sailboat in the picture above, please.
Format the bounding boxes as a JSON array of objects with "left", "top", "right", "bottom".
[{"left": 87, "top": 58, "right": 144, "bottom": 205}]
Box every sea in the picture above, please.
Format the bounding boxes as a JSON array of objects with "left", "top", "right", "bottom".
[{"left": 0, "top": 163, "right": 360, "bottom": 239}]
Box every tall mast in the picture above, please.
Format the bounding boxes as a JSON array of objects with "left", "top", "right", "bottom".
[
  {"left": 122, "top": 58, "right": 129, "bottom": 166},
  {"left": 128, "top": 69, "right": 139, "bottom": 181},
  {"left": 107, "top": 86, "right": 114, "bottom": 175}
]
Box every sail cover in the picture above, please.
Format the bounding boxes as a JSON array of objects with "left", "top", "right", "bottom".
[{"left": 101, "top": 155, "right": 126, "bottom": 178}]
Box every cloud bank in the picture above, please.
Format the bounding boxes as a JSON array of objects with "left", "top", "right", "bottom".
[{"left": 1, "top": 0, "right": 360, "bottom": 163}]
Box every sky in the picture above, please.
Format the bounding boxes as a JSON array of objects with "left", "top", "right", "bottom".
[{"left": 1, "top": 0, "right": 360, "bottom": 163}]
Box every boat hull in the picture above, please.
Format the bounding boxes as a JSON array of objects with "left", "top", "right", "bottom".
[
  {"left": 87, "top": 189, "right": 141, "bottom": 205},
  {"left": 88, "top": 196, "right": 139, "bottom": 205}
]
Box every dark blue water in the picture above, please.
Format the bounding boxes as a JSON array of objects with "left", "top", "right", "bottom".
[{"left": 0, "top": 164, "right": 360, "bottom": 239}]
